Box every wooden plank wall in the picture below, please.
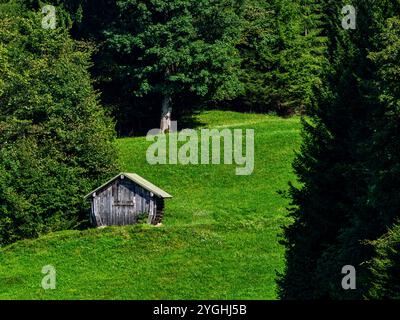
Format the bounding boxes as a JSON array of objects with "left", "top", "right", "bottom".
[{"left": 91, "top": 178, "right": 160, "bottom": 227}]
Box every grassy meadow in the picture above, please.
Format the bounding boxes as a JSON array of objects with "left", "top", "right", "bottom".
[{"left": 0, "top": 111, "right": 301, "bottom": 299}]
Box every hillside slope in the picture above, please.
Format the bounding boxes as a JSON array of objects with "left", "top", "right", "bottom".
[{"left": 0, "top": 111, "right": 301, "bottom": 299}]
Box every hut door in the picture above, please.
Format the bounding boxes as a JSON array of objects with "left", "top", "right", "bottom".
[{"left": 112, "top": 180, "right": 136, "bottom": 225}]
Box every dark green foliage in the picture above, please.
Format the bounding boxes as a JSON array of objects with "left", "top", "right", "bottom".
[
  {"left": 0, "top": 0, "right": 23, "bottom": 16},
  {"left": 367, "top": 16, "right": 400, "bottom": 231},
  {"left": 4, "top": 0, "right": 400, "bottom": 300},
  {"left": 274, "top": 0, "right": 328, "bottom": 114},
  {"left": 365, "top": 16, "right": 400, "bottom": 299},
  {"left": 0, "top": 12, "right": 117, "bottom": 245},
  {"left": 368, "top": 223, "right": 400, "bottom": 299},
  {"left": 25, "top": 0, "right": 329, "bottom": 131},
  {"left": 34, "top": 0, "right": 245, "bottom": 134},
  {"left": 102, "top": 0, "right": 244, "bottom": 130},
  {"left": 236, "top": 0, "right": 279, "bottom": 112},
  {"left": 236, "top": 0, "right": 328, "bottom": 114},
  {"left": 278, "top": 0, "right": 400, "bottom": 299}
]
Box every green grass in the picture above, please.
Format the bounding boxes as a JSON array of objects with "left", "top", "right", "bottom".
[{"left": 0, "top": 111, "right": 301, "bottom": 300}]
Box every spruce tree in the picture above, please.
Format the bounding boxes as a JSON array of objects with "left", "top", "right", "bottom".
[
  {"left": 276, "top": 0, "right": 328, "bottom": 114},
  {"left": 366, "top": 15, "right": 400, "bottom": 299},
  {"left": 278, "top": 0, "right": 400, "bottom": 299},
  {"left": 237, "top": 0, "right": 328, "bottom": 114},
  {"left": 236, "top": 0, "right": 278, "bottom": 112}
]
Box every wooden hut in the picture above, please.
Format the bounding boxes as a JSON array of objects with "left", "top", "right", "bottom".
[{"left": 85, "top": 173, "right": 172, "bottom": 227}]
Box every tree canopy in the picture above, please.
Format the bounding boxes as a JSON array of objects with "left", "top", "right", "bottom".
[{"left": 0, "top": 9, "right": 117, "bottom": 245}]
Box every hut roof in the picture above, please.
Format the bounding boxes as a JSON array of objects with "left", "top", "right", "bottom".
[{"left": 85, "top": 173, "right": 173, "bottom": 199}]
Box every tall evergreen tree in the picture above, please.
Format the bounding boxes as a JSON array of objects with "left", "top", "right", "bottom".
[
  {"left": 276, "top": 0, "right": 328, "bottom": 113},
  {"left": 366, "top": 15, "right": 400, "bottom": 299},
  {"left": 278, "top": 0, "right": 400, "bottom": 299},
  {"left": 237, "top": 0, "right": 328, "bottom": 114},
  {"left": 236, "top": 0, "right": 278, "bottom": 112}
]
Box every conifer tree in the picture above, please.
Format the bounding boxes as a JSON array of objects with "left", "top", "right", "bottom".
[
  {"left": 237, "top": 0, "right": 328, "bottom": 114},
  {"left": 276, "top": 0, "right": 328, "bottom": 113},
  {"left": 366, "top": 15, "right": 400, "bottom": 299},
  {"left": 278, "top": 0, "right": 400, "bottom": 299}
]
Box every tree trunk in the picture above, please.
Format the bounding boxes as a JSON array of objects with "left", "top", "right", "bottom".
[{"left": 160, "top": 95, "right": 172, "bottom": 133}]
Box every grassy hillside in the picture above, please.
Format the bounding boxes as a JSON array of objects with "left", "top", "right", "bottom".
[{"left": 0, "top": 111, "right": 301, "bottom": 300}]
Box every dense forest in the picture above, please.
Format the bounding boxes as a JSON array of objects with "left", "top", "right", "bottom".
[{"left": 1, "top": 0, "right": 400, "bottom": 299}]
